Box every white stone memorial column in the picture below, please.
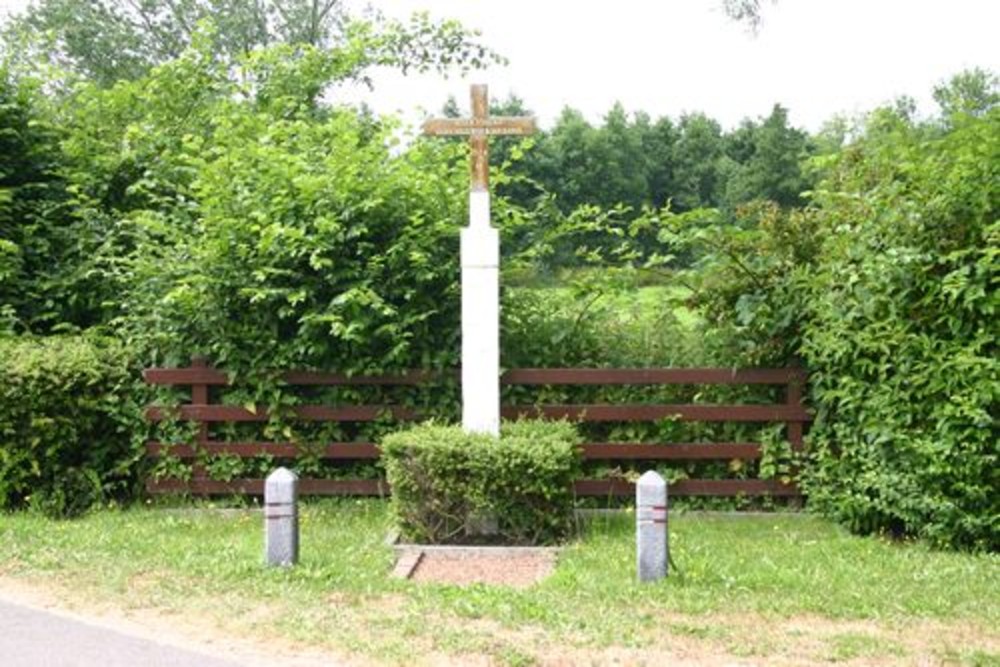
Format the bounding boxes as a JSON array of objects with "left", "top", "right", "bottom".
[
  {"left": 461, "top": 190, "right": 500, "bottom": 436},
  {"left": 421, "top": 84, "right": 536, "bottom": 438}
]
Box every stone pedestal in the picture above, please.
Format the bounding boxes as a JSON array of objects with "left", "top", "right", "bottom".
[
  {"left": 460, "top": 190, "right": 500, "bottom": 436},
  {"left": 636, "top": 470, "right": 668, "bottom": 582},
  {"left": 265, "top": 467, "right": 299, "bottom": 567}
]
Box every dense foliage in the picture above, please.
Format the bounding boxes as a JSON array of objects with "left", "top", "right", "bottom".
[
  {"left": 0, "top": 68, "right": 79, "bottom": 334},
  {"left": 0, "top": 336, "right": 145, "bottom": 517},
  {"left": 1, "top": 25, "right": 490, "bottom": 376},
  {"left": 801, "top": 105, "right": 998, "bottom": 551},
  {"left": 382, "top": 420, "right": 582, "bottom": 545},
  {"left": 115, "top": 79, "right": 469, "bottom": 374},
  {"left": 4, "top": 0, "right": 501, "bottom": 88},
  {"left": 475, "top": 97, "right": 816, "bottom": 223},
  {"left": 0, "top": 7, "right": 500, "bottom": 513},
  {"left": 1, "top": 1, "right": 996, "bottom": 550},
  {"left": 683, "top": 72, "right": 999, "bottom": 549}
]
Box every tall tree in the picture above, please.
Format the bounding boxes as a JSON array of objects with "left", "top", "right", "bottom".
[
  {"left": 4, "top": 0, "right": 501, "bottom": 88},
  {"left": 932, "top": 68, "right": 999, "bottom": 119},
  {"left": 639, "top": 115, "right": 678, "bottom": 210},
  {"left": 722, "top": 104, "right": 812, "bottom": 209},
  {"left": 672, "top": 112, "right": 724, "bottom": 211},
  {"left": 589, "top": 102, "right": 648, "bottom": 211},
  {"left": 0, "top": 69, "right": 79, "bottom": 332},
  {"left": 533, "top": 107, "right": 598, "bottom": 213}
]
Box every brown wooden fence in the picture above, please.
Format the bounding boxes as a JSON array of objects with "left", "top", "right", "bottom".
[{"left": 144, "top": 359, "right": 810, "bottom": 498}]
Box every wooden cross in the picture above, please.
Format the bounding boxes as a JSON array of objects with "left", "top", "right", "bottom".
[
  {"left": 422, "top": 84, "right": 536, "bottom": 191},
  {"left": 421, "top": 84, "right": 533, "bottom": 435}
]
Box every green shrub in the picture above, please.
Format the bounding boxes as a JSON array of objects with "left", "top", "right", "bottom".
[
  {"left": 0, "top": 66, "right": 86, "bottom": 335},
  {"left": 0, "top": 335, "right": 145, "bottom": 517},
  {"left": 382, "top": 420, "right": 582, "bottom": 545},
  {"left": 678, "top": 76, "right": 999, "bottom": 550},
  {"left": 797, "top": 105, "right": 999, "bottom": 551}
]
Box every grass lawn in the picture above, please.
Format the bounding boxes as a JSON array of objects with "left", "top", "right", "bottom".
[
  {"left": 522, "top": 284, "right": 706, "bottom": 366},
  {"left": 605, "top": 284, "right": 700, "bottom": 330},
  {"left": 1, "top": 501, "right": 997, "bottom": 665},
  {"left": 530, "top": 284, "right": 701, "bottom": 330}
]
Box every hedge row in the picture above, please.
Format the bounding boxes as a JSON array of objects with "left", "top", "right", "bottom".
[{"left": 0, "top": 336, "right": 145, "bottom": 517}]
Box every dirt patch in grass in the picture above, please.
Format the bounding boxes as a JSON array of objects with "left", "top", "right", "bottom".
[{"left": 408, "top": 551, "right": 557, "bottom": 588}]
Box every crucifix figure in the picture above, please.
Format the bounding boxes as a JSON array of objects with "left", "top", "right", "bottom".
[{"left": 423, "top": 84, "right": 536, "bottom": 435}]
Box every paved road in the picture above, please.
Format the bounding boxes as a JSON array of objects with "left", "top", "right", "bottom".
[{"left": 1, "top": 599, "right": 246, "bottom": 667}]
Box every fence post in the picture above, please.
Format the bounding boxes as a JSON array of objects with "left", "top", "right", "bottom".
[
  {"left": 637, "top": 470, "right": 668, "bottom": 582},
  {"left": 190, "top": 356, "right": 210, "bottom": 482},
  {"left": 265, "top": 467, "right": 299, "bottom": 567},
  {"left": 786, "top": 371, "right": 806, "bottom": 504},
  {"left": 786, "top": 371, "right": 805, "bottom": 453}
]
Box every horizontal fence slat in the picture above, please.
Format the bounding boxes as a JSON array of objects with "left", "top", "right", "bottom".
[
  {"left": 147, "top": 403, "right": 809, "bottom": 423},
  {"left": 502, "top": 404, "right": 811, "bottom": 423},
  {"left": 296, "top": 479, "right": 386, "bottom": 494},
  {"left": 295, "top": 405, "right": 419, "bottom": 421},
  {"left": 146, "top": 441, "right": 759, "bottom": 461},
  {"left": 143, "top": 368, "right": 231, "bottom": 385},
  {"left": 146, "top": 441, "right": 379, "bottom": 459},
  {"left": 148, "top": 478, "right": 264, "bottom": 494},
  {"left": 573, "top": 479, "right": 800, "bottom": 497},
  {"left": 279, "top": 370, "right": 447, "bottom": 386},
  {"left": 501, "top": 368, "right": 805, "bottom": 385},
  {"left": 146, "top": 405, "right": 420, "bottom": 422},
  {"left": 144, "top": 367, "right": 806, "bottom": 387},
  {"left": 147, "top": 478, "right": 798, "bottom": 497},
  {"left": 582, "top": 443, "right": 761, "bottom": 460},
  {"left": 143, "top": 368, "right": 448, "bottom": 386},
  {"left": 147, "top": 479, "right": 385, "bottom": 495}
]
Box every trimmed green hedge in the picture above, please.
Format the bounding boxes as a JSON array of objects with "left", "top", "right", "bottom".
[
  {"left": 0, "top": 336, "right": 144, "bottom": 517},
  {"left": 382, "top": 420, "right": 582, "bottom": 545}
]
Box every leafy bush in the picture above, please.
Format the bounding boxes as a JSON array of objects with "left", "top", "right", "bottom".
[
  {"left": 44, "top": 35, "right": 472, "bottom": 376},
  {"left": 120, "top": 106, "right": 467, "bottom": 375},
  {"left": 0, "top": 67, "right": 87, "bottom": 334},
  {"left": 0, "top": 336, "right": 145, "bottom": 517},
  {"left": 679, "top": 75, "right": 999, "bottom": 550},
  {"left": 382, "top": 420, "right": 581, "bottom": 545},
  {"left": 798, "top": 104, "right": 999, "bottom": 551}
]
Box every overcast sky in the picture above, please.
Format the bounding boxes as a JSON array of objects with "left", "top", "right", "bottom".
[{"left": 2, "top": 0, "right": 998, "bottom": 130}]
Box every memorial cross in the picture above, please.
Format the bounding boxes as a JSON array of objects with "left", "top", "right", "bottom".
[
  {"left": 423, "top": 85, "right": 536, "bottom": 435},
  {"left": 423, "top": 84, "right": 536, "bottom": 192}
]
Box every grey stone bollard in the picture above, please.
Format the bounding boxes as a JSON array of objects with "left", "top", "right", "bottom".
[
  {"left": 636, "top": 470, "right": 668, "bottom": 582},
  {"left": 265, "top": 467, "right": 299, "bottom": 567}
]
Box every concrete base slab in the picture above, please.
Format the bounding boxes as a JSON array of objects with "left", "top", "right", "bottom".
[
  {"left": 391, "top": 551, "right": 424, "bottom": 579},
  {"left": 390, "top": 537, "right": 562, "bottom": 587}
]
